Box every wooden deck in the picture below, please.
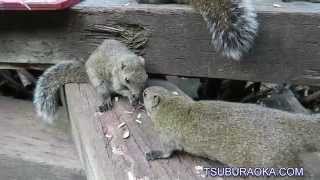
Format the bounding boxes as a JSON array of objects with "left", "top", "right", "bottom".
[
  {"left": 65, "top": 81, "right": 228, "bottom": 180},
  {"left": 0, "top": 96, "right": 86, "bottom": 180},
  {"left": 0, "top": 0, "right": 320, "bottom": 86}
]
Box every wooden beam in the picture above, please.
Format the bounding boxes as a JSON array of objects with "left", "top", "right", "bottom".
[
  {"left": 0, "top": 0, "right": 320, "bottom": 85},
  {"left": 0, "top": 96, "right": 85, "bottom": 180},
  {"left": 299, "top": 152, "right": 320, "bottom": 178},
  {"left": 65, "top": 81, "right": 222, "bottom": 180}
]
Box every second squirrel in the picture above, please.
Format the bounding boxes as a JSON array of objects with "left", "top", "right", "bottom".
[{"left": 143, "top": 86, "right": 320, "bottom": 173}]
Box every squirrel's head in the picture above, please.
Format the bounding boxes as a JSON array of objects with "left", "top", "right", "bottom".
[
  {"left": 143, "top": 86, "right": 172, "bottom": 116},
  {"left": 113, "top": 55, "right": 148, "bottom": 105}
]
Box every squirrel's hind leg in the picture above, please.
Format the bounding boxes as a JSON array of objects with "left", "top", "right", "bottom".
[{"left": 146, "top": 137, "right": 182, "bottom": 161}]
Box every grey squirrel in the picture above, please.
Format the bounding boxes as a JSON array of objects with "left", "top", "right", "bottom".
[
  {"left": 143, "top": 86, "right": 320, "bottom": 175},
  {"left": 137, "top": 0, "right": 258, "bottom": 60},
  {"left": 34, "top": 39, "right": 148, "bottom": 123}
]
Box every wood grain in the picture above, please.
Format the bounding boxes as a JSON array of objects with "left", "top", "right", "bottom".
[
  {"left": 0, "top": 0, "right": 320, "bottom": 86},
  {"left": 65, "top": 82, "right": 225, "bottom": 180},
  {"left": 0, "top": 96, "right": 85, "bottom": 180}
]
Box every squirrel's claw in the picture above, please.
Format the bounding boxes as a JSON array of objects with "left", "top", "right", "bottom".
[
  {"left": 145, "top": 151, "right": 157, "bottom": 161},
  {"left": 145, "top": 150, "right": 165, "bottom": 161},
  {"left": 98, "top": 97, "right": 113, "bottom": 112}
]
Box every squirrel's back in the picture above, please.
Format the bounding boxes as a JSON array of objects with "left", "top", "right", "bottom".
[
  {"left": 85, "top": 39, "right": 138, "bottom": 74},
  {"left": 90, "top": 39, "right": 135, "bottom": 61}
]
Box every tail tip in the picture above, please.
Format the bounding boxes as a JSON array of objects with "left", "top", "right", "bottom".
[
  {"left": 223, "top": 50, "right": 243, "bottom": 61},
  {"left": 35, "top": 109, "right": 56, "bottom": 124}
]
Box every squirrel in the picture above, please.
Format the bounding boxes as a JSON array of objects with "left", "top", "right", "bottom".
[
  {"left": 143, "top": 86, "right": 320, "bottom": 174},
  {"left": 34, "top": 39, "right": 148, "bottom": 123},
  {"left": 137, "top": 0, "right": 258, "bottom": 60}
]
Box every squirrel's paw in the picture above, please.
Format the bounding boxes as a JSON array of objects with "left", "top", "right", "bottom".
[
  {"left": 145, "top": 150, "right": 167, "bottom": 161},
  {"left": 128, "top": 94, "right": 139, "bottom": 106},
  {"left": 98, "top": 97, "right": 113, "bottom": 112},
  {"left": 145, "top": 151, "right": 159, "bottom": 161}
]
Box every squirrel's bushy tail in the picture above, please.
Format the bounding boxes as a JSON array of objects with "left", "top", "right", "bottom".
[
  {"left": 191, "top": 0, "right": 258, "bottom": 60},
  {"left": 34, "top": 61, "right": 88, "bottom": 123}
]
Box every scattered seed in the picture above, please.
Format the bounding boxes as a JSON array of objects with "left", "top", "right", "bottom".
[
  {"left": 273, "top": 3, "right": 281, "bottom": 8},
  {"left": 124, "top": 111, "right": 134, "bottom": 114},
  {"left": 118, "top": 122, "right": 126, "bottom": 128},
  {"left": 105, "top": 134, "right": 113, "bottom": 138},
  {"left": 195, "top": 166, "right": 203, "bottom": 171},
  {"left": 304, "top": 89, "right": 309, "bottom": 97},
  {"left": 172, "top": 91, "right": 179, "bottom": 95},
  {"left": 201, "top": 174, "right": 207, "bottom": 178},
  {"left": 94, "top": 112, "right": 103, "bottom": 117},
  {"left": 135, "top": 119, "right": 142, "bottom": 124},
  {"left": 123, "top": 130, "right": 130, "bottom": 139},
  {"left": 115, "top": 97, "right": 119, "bottom": 102},
  {"left": 137, "top": 113, "right": 142, "bottom": 119},
  {"left": 112, "top": 147, "right": 124, "bottom": 155}
]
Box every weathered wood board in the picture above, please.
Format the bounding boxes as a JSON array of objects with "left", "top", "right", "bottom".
[
  {"left": 0, "top": 0, "right": 320, "bottom": 86},
  {"left": 65, "top": 82, "right": 228, "bottom": 180},
  {"left": 299, "top": 152, "right": 320, "bottom": 179},
  {"left": 0, "top": 96, "right": 86, "bottom": 180}
]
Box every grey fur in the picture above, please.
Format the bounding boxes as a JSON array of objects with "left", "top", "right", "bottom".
[
  {"left": 34, "top": 61, "right": 87, "bottom": 123},
  {"left": 193, "top": 0, "right": 258, "bottom": 60},
  {"left": 34, "top": 40, "right": 148, "bottom": 123},
  {"left": 144, "top": 86, "right": 320, "bottom": 177},
  {"left": 137, "top": 0, "right": 258, "bottom": 60}
]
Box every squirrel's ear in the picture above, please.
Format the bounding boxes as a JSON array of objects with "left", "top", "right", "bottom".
[
  {"left": 120, "top": 62, "right": 126, "bottom": 70},
  {"left": 138, "top": 56, "right": 145, "bottom": 65},
  {"left": 152, "top": 95, "right": 161, "bottom": 108}
]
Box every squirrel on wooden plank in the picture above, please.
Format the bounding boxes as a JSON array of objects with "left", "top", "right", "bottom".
[
  {"left": 137, "top": 0, "right": 258, "bottom": 60},
  {"left": 143, "top": 86, "right": 320, "bottom": 179},
  {"left": 34, "top": 39, "right": 148, "bottom": 123}
]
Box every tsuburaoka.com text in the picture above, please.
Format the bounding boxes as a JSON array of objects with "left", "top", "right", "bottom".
[{"left": 203, "top": 167, "right": 304, "bottom": 177}]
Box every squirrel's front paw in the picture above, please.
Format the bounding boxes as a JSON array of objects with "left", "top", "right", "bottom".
[
  {"left": 129, "top": 94, "right": 139, "bottom": 106},
  {"left": 145, "top": 151, "right": 163, "bottom": 161},
  {"left": 98, "top": 98, "right": 113, "bottom": 112}
]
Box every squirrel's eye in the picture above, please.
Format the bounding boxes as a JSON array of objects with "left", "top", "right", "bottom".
[{"left": 125, "top": 78, "right": 130, "bottom": 84}]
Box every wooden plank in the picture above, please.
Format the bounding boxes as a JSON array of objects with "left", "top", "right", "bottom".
[
  {"left": 299, "top": 152, "right": 320, "bottom": 179},
  {"left": 0, "top": 0, "right": 320, "bottom": 85},
  {"left": 0, "top": 96, "right": 86, "bottom": 180},
  {"left": 65, "top": 81, "right": 224, "bottom": 180}
]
